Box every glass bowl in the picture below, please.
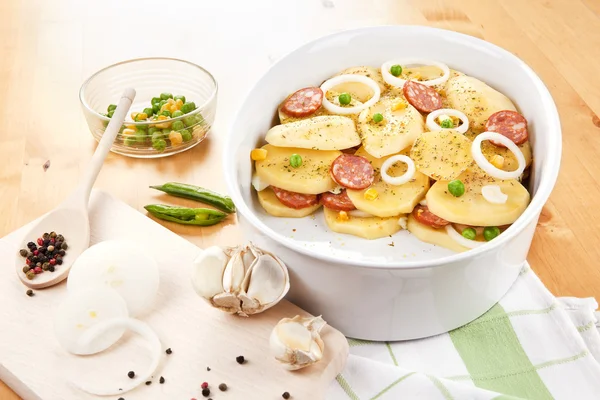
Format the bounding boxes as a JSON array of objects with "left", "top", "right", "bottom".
[{"left": 79, "top": 58, "right": 217, "bottom": 158}]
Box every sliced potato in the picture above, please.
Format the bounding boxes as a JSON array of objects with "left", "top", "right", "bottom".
[
  {"left": 323, "top": 207, "right": 401, "bottom": 240},
  {"left": 357, "top": 96, "right": 425, "bottom": 158},
  {"left": 347, "top": 147, "right": 430, "bottom": 217},
  {"left": 410, "top": 129, "right": 473, "bottom": 180},
  {"left": 255, "top": 145, "right": 341, "bottom": 194},
  {"left": 278, "top": 103, "right": 328, "bottom": 124},
  {"left": 265, "top": 116, "right": 360, "bottom": 150},
  {"left": 333, "top": 66, "right": 386, "bottom": 102},
  {"left": 445, "top": 75, "right": 517, "bottom": 132},
  {"left": 426, "top": 168, "right": 530, "bottom": 226},
  {"left": 257, "top": 187, "right": 321, "bottom": 217},
  {"left": 465, "top": 130, "right": 533, "bottom": 171},
  {"left": 407, "top": 214, "right": 469, "bottom": 253}
]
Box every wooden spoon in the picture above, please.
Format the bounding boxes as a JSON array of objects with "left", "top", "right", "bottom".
[{"left": 16, "top": 88, "right": 136, "bottom": 289}]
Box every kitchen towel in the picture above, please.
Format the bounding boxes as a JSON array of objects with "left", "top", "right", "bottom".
[{"left": 327, "top": 264, "right": 600, "bottom": 400}]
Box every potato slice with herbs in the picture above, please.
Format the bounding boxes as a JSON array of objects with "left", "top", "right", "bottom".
[
  {"left": 265, "top": 115, "right": 360, "bottom": 151},
  {"left": 410, "top": 130, "right": 473, "bottom": 181},
  {"left": 323, "top": 207, "right": 402, "bottom": 240},
  {"left": 465, "top": 130, "right": 533, "bottom": 172},
  {"left": 254, "top": 144, "right": 341, "bottom": 194},
  {"left": 332, "top": 66, "right": 386, "bottom": 102},
  {"left": 426, "top": 169, "right": 530, "bottom": 226},
  {"left": 278, "top": 103, "right": 328, "bottom": 124},
  {"left": 358, "top": 96, "right": 425, "bottom": 158},
  {"left": 347, "top": 147, "right": 430, "bottom": 217},
  {"left": 407, "top": 214, "right": 469, "bottom": 253},
  {"left": 257, "top": 187, "right": 321, "bottom": 217}
]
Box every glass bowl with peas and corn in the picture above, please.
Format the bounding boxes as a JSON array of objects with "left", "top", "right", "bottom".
[{"left": 79, "top": 58, "right": 217, "bottom": 158}]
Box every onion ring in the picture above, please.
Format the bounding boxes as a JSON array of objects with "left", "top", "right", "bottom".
[
  {"left": 380, "top": 155, "right": 416, "bottom": 186},
  {"left": 381, "top": 59, "right": 450, "bottom": 88},
  {"left": 481, "top": 185, "right": 508, "bottom": 204},
  {"left": 320, "top": 75, "right": 381, "bottom": 115},
  {"left": 445, "top": 225, "right": 484, "bottom": 249},
  {"left": 426, "top": 109, "right": 470, "bottom": 134},
  {"left": 472, "top": 132, "right": 526, "bottom": 180}
]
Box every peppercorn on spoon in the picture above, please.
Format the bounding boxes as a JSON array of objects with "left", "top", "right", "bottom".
[{"left": 16, "top": 88, "right": 136, "bottom": 289}]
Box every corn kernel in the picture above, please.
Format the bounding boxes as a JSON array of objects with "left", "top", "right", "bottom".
[
  {"left": 130, "top": 112, "right": 138, "bottom": 120},
  {"left": 337, "top": 211, "right": 349, "bottom": 221},
  {"left": 125, "top": 124, "right": 137, "bottom": 130},
  {"left": 175, "top": 99, "right": 184, "bottom": 109},
  {"left": 392, "top": 100, "right": 407, "bottom": 111},
  {"left": 169, "top": 130, "right": 183, "bottom": 146},
  {"left": 122, "top": 128, "right": 136, "bottom": 136},
  {"left": 157, "top": 115, "right": 168, "bottom": 120},
  {"left": 167, "top": 98, "right": 176, "bottom": 105},
  {"left": 251, "top": 148, "right": 268, "bottom": 161},
  {"left": 364, "top": 188, "right": 379, "bottom": 201},
  {"left": 160, "top": 103, "right": 170, "bottom": 112},
  {"left": 491, "top": 155, "right": 505, "bottom": 169},
  {"left": 136, "top": 112, "right": 148, "bottom": 120},
  {"left": 169, "top": 104, "right": 178, "bottom": 113},
  {"left": 156, "top": 122, "right": 171, "bottom": 129}
]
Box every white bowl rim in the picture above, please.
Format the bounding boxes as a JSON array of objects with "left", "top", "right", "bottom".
[{"left": 223, "top": 25, "right": 562, "bottom": 270}]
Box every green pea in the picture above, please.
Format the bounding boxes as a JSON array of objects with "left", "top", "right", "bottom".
[
  {"left": 143, "top": 107, "right": 154, "bottom": 117},
  {"left": 462, "top": 227, "right": 477, "bottom": 240},
  {"left": 160, "top": 93, "right": 173, "bottom": 100},
  {"left": 107, "top": 110, "right": 115, "bottom": 118},
  {"left": 158, "top": 100, "right": 168, "bottom": 108},
  {"left": 151, "top": 97, "right": 162, "bottom": 106},
  {"left": 162, "top": 128, "right": 172, "bottom": 135},
  {"left": 372, "top": 113, "right": 384, "bottom": 123},
  {"left": 181, "top": 129, "right": 192, "bottom": 141},
  {"left": 195, "top": 114, "right": 205, "bottom": 124},
  {"left": 183, "top": 116, "right": 196, "bottom": 127},
  {"left": 440, "top": 119, "right": 454, "bottom": 129},
  {"left": 160, "top": 110, "right": 172, "bottom": 118},
  {"left": 148, "top": 127, "right": 159, "bottom": 135},
  {"left": 172, "top": 110, "right": 184, "bottom": 118},
  {"left": 152, "top": 103, "right": 161, "bottom": 114},
  {"left": 338, "top": 93, "right": 351, "bottom": 105},
  {"left": 107, "top": 104, "right": 117, "bottom": 112},
  {"left": 172, "top": 120, "right": 185, "bottom": 131},
  {"left": 124, "top": 136, "right": 137, "bottom": 147},
  {"left": 152, "top": 138, "right": 167, "bottom": 152},
  {"left": 289, "top": 153, "right": 302, "bottom": 168},
  {"left": 181, "top": 102, "right": 197, "bottom": 114},
  {"left": 447, "top": 180, "right": 465, "bottom": 197},
  {"left": 483, "top": 226, "right": 500, "bottom": 241},
  {"left": 390, "top": 65, "right": 402, "bottom": 77},
  {"left": 174, "top": 95, "right": 186, "bottom": 103},
  {"left": 136, "top": 124, "right": 148, "bottom": 132},
  {"left": 152, "top": 131, "right": 165, "bottom": 142},
  {"left": 135, "top": 130, "right": 148, "bottom": 144}
]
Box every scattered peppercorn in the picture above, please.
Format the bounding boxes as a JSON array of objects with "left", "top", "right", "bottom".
[
  {"left": 56, "top": 234, "right": 64, "bottom": 242},
  {"left": 59, "top": 249, "right": 66, "bottom": 256},
  {"left": 201, "top": 382, "right": 208, "bottom": 389},
  {"left": 145, "top": 381, "right": 151, "bottom": 386},
  {"left": 26, "top": 289, "right": 34, "bottom": 297},
  {"left": 21, "top": 232, "right": 67, "bottom": 279},
  {"left": 50, "top": 231, "right": 57, "bottom": 238},
  {"left": 202, "top": 388, "right": 210, "bottom": 397},
  {"left": 47, "top": 245, "right": 55, "bottom": 252},
  {"left": 42, "top": 233, "right": 50, "bottom": 240},
  {"left": 159, "top": 376, "right": 165, "bottom": 384},
  {"left": 236, "top": 355, "right": 245, "bottom": 364},
  {"left": 218, "top": 383, "right": 227, "bottom": 391},
  {"left": 19, "top": 249, "right": 28, "bottom": 257},
  {"left": 37, "top": 238, "right": 43, "bottom": 246},
  {"left": 128, "top": 371, "right": 135, "bottom": 379},
  {"left": 57, "top": 258, "right": 63, "bottom": 265},
  {"left": 22, "top": 266, "right": 30, "bottom": 273},
  {"left": 166, "top": 348, "right": 172, "bottom": 355},
  {"left": 206, "top": 367, "right": 211, "bottom": 371},
  {"left": 118, "top": 398, "right": 124, "bottom": 400},
  {"left": 42, "top": 262, "right": 50, "bottom": 271},
  {"left": 282, "top": 392, "right": 291, "bottom": 399},
  {"left": 26, "top": 271, "right": 35, "bottom": 280},
  {"left": 48, "top": 265, "right": 55, "bottom": 272}
]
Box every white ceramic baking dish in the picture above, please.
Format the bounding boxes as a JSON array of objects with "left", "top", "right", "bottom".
[{"left": 223, "top": 26, "right": 561, "bottom": 340}]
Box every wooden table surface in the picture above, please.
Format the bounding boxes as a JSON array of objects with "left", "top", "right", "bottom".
[{"left": 2, "top": 0, "right": 600, "bottom": 398}]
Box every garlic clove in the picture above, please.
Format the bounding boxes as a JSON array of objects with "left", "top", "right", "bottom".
[
  {"left": 222, "top": 246, "right": 255, "bottom": 294},
  {"left": 241, "top": 254, "right": 290, "bottom": 315},
  {"left": 270, "top": 315, "right": 326, "bottom": 370},
  {"left": 212, "top": 292, "right": 243, "bottom": 314},
  {"left": 191, "top": 246, "right": 228, "bottom": 300}
]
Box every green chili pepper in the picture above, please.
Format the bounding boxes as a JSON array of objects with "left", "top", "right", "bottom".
[
  {"left": 149, "top": 182, "right": 236, "bottom": 213},
  {"left": 144, "top": 204, "right": 227, "bottom": 226}
]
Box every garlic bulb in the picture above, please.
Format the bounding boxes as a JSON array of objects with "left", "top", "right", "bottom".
[
  {"left": 270, "top": 315, "right": 326, "bottom": 370},
  {"left": 192, "top": 243, "right": 290, "bottom": 316}
]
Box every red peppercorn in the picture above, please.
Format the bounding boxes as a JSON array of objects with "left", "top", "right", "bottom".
[
  {"left": 49, "top": 258, "right": 56, "bottom": 265},
  {"left": 37, "top": 238, "right": 43, "bottom": 246},
  {"left": 201, "top": 382, "right": 208, "bottom": 389},
  {"left": 26, "top": 259, "right": 31, "bottom": 265},
  {"left": 34, "top": 267, "right": 42, "bottom": 274},
  {"left": 33, "top": 250, "right": 39, "bottom": 256}
]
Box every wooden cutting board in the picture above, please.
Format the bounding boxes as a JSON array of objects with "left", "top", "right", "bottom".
[{"left": 0, "top": 190, "right": 348, "bottom": 400}]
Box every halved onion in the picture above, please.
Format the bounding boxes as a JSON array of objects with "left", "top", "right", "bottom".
[
  {"left": 445, "top": 225, "right": 484, "bottom": 249},
  {"left": 71, "top": 317, "right": 161, "bottom": 396},
  {"left": 380, "top": 155, "right": 416, "bottom": 186},
  {"left": 472, "top": 132, "right": 526, "bottom": 180},
  {"left": 381, "top": 59, "right": 450, "bottom": 87},
  {"left": 320, "top": 75, "right": 381, "bottom": 115},
  {"left": 426, "top": 109, "right": 469, "bottom": 134},
  {"left": 481, "top": 185, "right": 508, "bottom": 204}
]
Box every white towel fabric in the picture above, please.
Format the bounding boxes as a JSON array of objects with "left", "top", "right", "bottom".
[{"left": 327, "top": 265, "right": 600, "bottom": 400}]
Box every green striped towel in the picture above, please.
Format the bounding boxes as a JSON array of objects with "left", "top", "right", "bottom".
[{"left": 327, "top": 264, "right": 600, "bottom": 399}]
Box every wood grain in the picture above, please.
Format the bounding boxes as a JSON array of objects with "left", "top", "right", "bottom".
[{"left": 2, "top": 0, "right": 600, "bottom": 398}]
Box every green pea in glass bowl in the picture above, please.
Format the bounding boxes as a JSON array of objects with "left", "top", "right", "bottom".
[{"left": 79, "top": 58, "right": 217, "bottom": 158}]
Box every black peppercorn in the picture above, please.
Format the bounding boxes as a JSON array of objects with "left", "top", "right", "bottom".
[
  {"left": 48, "top": 265, "right": 55, "bottom": 272},
  {"left": 57, "top": 234, "right": 64, "bottom": 242},
  {"left": 165, "top": 348, "right": 172, "bottom": 355},
  {"left": 159, "top": 376, "right": 165, "bottom": 384},
  {"left": 26, "top": 289, "right": 34, "bottom": 297},
  {"left": 43, "top": 239, "right": 50, "bottom": 246},
  {"left": 31, "top": 256, "right": 38, "bottom": 263},
  {"left": 206, "top": 366, "right": 211, "bottom": 371},
  {"left": 236, "top": 355, "right": 245, "bottom": 364},
  {"left": 38, "top": 246, "right": 46, "bottom": 254},
  {"left": 282, "top": 392, "right": 291, "bottom": 399},
  {"left": 127, "top": 371, "right": 135, "bottom": 379},
  {"left": 57, "top": 258, "right": 63, "bottom": 265},
  {"left": 59, "top": 249, "right": 66, "bottom": 256},
  {"left": 36, "top": 262, "right": 42, "bottom": 268},
  {"left": 54, "top": 242, "right": 61, "bottom": 251},
  {"left": 27, "top": 241, "right": 36, "bottom": 249},
  {"left": 218, "top": 383, "right": 227, "bottom": 391},
  {"left": 145, "top": 381, "right": 151, "bottom": 386},
  {"left": 202, "top": 388, "right": 210, "bottom": 397},
  {"left": 118, "top": 398, "right": 124, "bottom": 400},
  {"left": 19, "top": 249, "right": 28, "bottom": 257}
]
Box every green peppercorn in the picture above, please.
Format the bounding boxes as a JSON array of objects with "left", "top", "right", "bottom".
[
  {"left": 372, "top": 113, "right": 384, "bottom": 123},
  {"left": 22, "top": 265, "right": 30, "bottom": 273},
  {"left": 42, "top": 262, "right": 50, "bottom": 271},
  {"left": 440, "top": 118, "right": 454, "bottom": 129},
  {"left": 19, "top": 249, "right": 28, "bottom": 257},
  {"left": 26, "top": 271, "right": 35, "bottom": 280},
  {"left": 338, "top": 93, "right": 351, "bottom": 105},
  {"left": 483, "top": 226, "right": 500, "bottom": 241},
  {"left": 461, "top": 227, "right": 477, "bottom": 240},
  {"left": 61, "top": 242, "right": 68, "bottom": 250},
  {"left": 289, "top": 154, "right": 302, "bottom": 168},
  {"left": 390, "top": 65, "right": 402, "bottom": 77},
  {"left": 448, "top": 180, "right": 465, "bottom": 197},
  {"left": 50, "top": 232, "right": 57, "bottom": 238}
]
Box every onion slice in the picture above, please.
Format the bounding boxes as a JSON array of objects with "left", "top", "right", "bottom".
[
  {"left": 471, "top": 132, "right": 526, "bottom": 180},
  {"left": 481, "top": 185, "right": 508, "bottom": 204},
  {"left": 320, "top": 75, "right": 381, "bottom": 115},
  {"left": 252, "top": 173, "right": 270, "bottom": 192},
  {"left": 445, "top": 225, "right": 484, "bottom": 249},
  {"left": 380, "top": 155, "right": 416, "bottom": 186},
  {"left": 71, "top": 317, "right": 161, "bottom": 396},
  {"left": 381, "top": 59, "right": 450, "bottom": 87},
  {"left": 398, "top": 216, "right": 408, "bottom": 230},
  {"left": 426, "top": 109, "right": 469, "bottom": 134}
]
